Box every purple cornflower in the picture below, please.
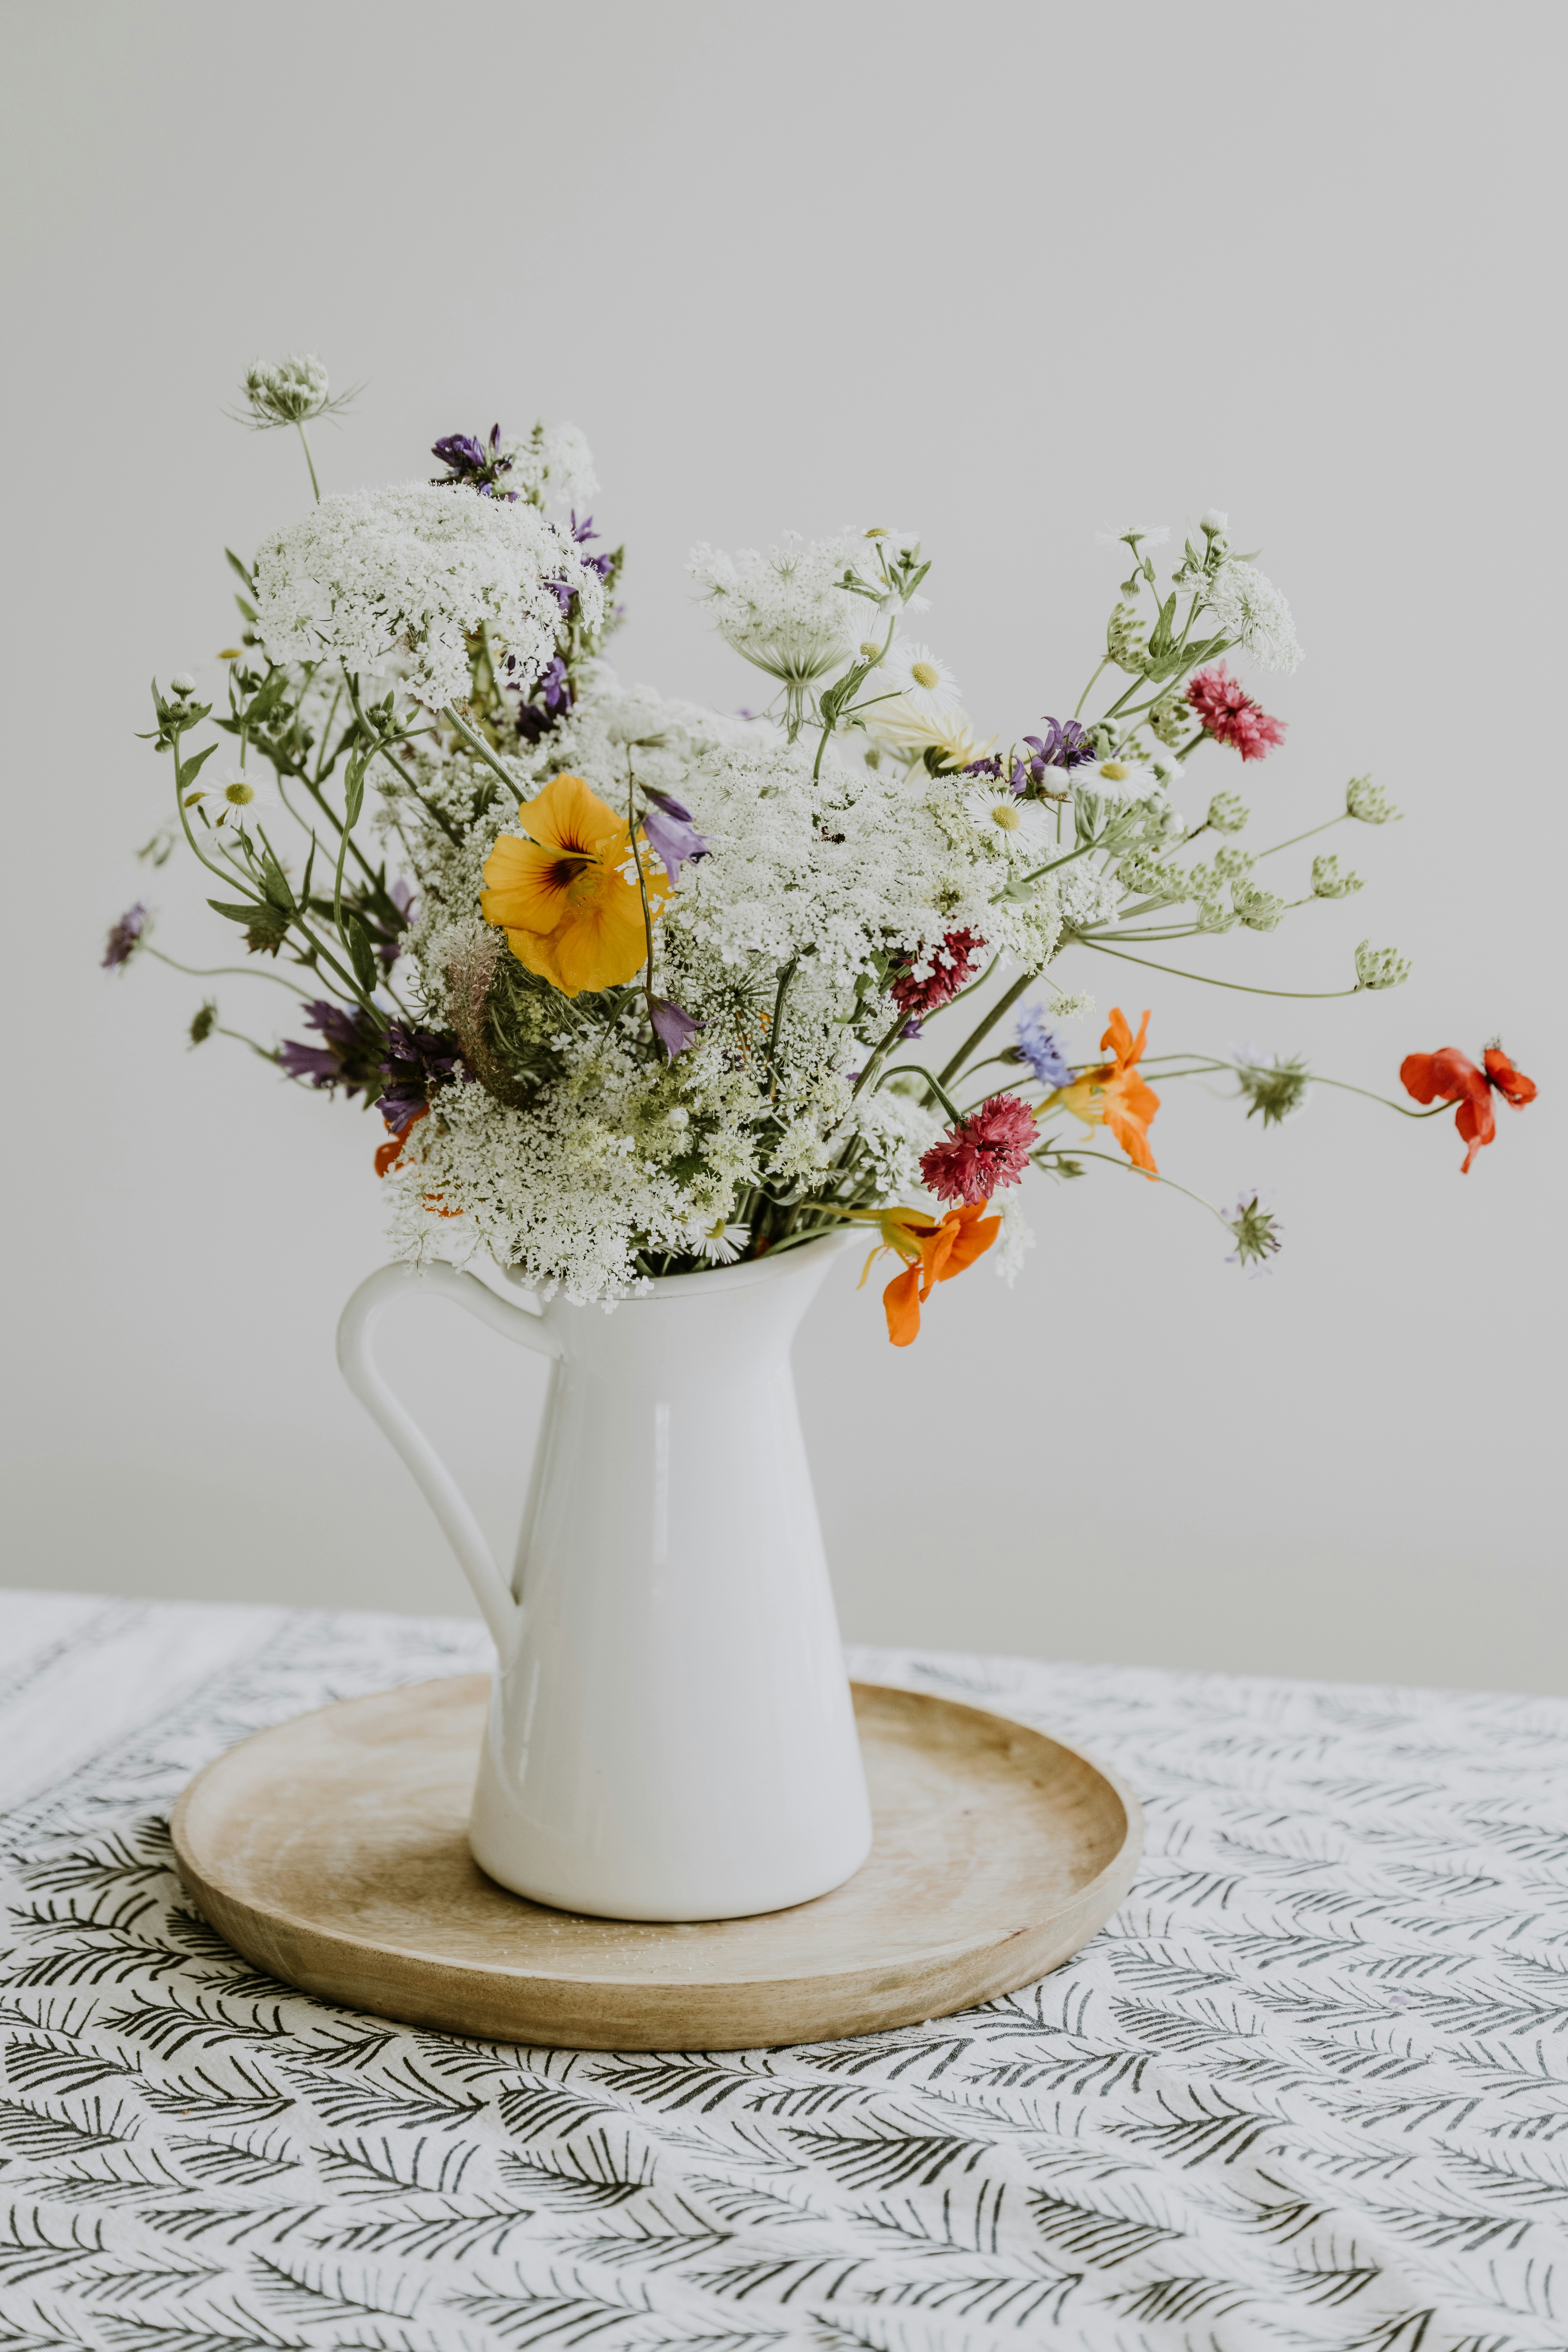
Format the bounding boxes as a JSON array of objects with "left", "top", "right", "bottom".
[
  {"left": 1015, "top": 1003, "right": 1074, "bottom": 1088},
  {"left": 900, "top": 1017, "right": 924, "bottom": 1040},
  {"left": 377, "top": 1021, "right": 467, "bottom": 1135},
  {"left": 962, "top": 755, "right": 1003, "bottom": 780},
  {"left": 102, "top": 903, "right": 148, "bottom": 970},
  {"left": 640, "top": 787, "right": 708, "bottom": 880},
  {"left": 278, "top": 1000, "right": 385, "bottom": 1098},
  {"left": 430, "top": 424, "right": 517, "bottom": 499},
  {"left": 649, "top": 995, "right": 704, "bottom": 1060},
  {"left": 1011, "top": 717, "right": 1096, "bottom": 798}
]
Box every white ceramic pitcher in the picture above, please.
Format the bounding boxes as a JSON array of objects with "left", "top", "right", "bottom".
[{"left": 336, "top": 1234, "right": 872, "bottom": 1923}]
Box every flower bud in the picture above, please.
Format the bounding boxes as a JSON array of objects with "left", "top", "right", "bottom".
[
  {"left": 169, "top": 672, "right": 196, "bottom": 696},
  {"left": 1200, "top": 508, "right": 1229, "bottom": 535}
]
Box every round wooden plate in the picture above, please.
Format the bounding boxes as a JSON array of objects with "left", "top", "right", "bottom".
[{"left": 171, "top": 1677, "right": 1142, "bottom": 2051}]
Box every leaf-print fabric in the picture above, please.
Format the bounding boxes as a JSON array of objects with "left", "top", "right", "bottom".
[{"left": 3, "top": 1589, "right": 1568, "bottom": 2351}]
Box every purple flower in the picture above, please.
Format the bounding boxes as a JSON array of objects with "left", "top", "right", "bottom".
[
  {"left": 962, "top": 755, "right": 1003, "bottom": 780},
  {"left": 1015, "top": 1004, "right": 1073, "bottom": 1088},
  {"left": 378, "top": 878, "right": 417, "bottom": 971},
  {"left": 899, "top": 1016, "right": 924, "bottom": 1040},
  {"left": 640, "top": 787, "right": 709, "bottom": 880},
  {"left": 570, "top": 511, "right": 615, "bottom": 582},
  {"left": 516, "top": 657, "right": 572, "bottom": 745},
  {"left": 102, "top": 903, "right": 147, "bottom": 970},
  {"left": 278, "top": 1001, "right": 386, "bottom": 1098},
  {"left": 376, "top": 1021, "right": 467, "bottom": 1134},
  {"left": 1012, "top": 717, "right": 1096, "bottom": 797},
  {"left": 649, "top": 995, "right": 704, "bottom": 1060},
  {"left": 430, "top": 424, "right": 517, "bottom": 499}
]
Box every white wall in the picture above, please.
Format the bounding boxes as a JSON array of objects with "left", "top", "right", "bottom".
[{"left": 2, "top": 0, "right": 1561, "bottom": 1691}]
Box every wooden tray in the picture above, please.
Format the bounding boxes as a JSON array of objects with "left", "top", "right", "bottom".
[{"left": 171, "top": 1676, "right": 1142, "bottom": 2051}]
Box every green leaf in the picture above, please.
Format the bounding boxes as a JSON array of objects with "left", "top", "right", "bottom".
[
  {"left": 176, "top": 744, "right": 216, "bottom": 793},
  {"left": 343, "top": 751, "right": 367, "bottom": 831},
  {"left": 225, "top": 547, "right": 256, "bottom": 591},
  {"left": 258, "top": 854, "right": 295, "bottom": 914},
  {"left": 346, "top": 914, "right": 378, "bottom": 996},
  {"left": 233, "top": 593, "right": 258, "bottom": 623},
  {"left": 206, "top": 897, "right": 267, "bottom": 926}
]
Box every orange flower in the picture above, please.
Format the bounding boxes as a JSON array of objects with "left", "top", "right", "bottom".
[
  {"left": 375, "top": 1105, "right": 427, "bottom": 1176},
  {"left": 853, "top": 1201, "right": 1002, "bottom": 1346},
  {"left": 479, "top": 772, "right": 669, "bottom": 997},
  {"left": 1041, "top": 1005, "right": 1159, "bottom": 1176},
  {"left": 1401, "top": 1041, "right": 1537, "bottom": 1172}
]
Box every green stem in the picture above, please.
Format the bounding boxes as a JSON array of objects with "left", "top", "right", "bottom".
[
  {"left": 1254, "top": 813, "right": 1347, "bottom": 861},
  {"left": 876, "top": 1063, "right": 966, "bottom": 1125},
  {"left": 296, "top": 423, "right": 321, "bottom": 503},
  {"left": 1065, "top": 1146, "right": 1230, "bottom": 1226},
  {"left": 1073, "top": 658, "right": 1111, "bottom": 721},
  {"left": 148, "top": 946, "right": 310, "bottom": 997},
  {"left": 626, "top": 752, "right": 660, "bottom": 1039},
  {"left": 767, "top": 956, "right": 799, "bottom": 1095},
  {"left": 217, "top": 1025, "right": 280, "bottom": 1061},
  {"left": 1072, "top": 938, "right": 1360, "bottom": 1000},
  {"left": 1304, "top": 1074, "right": 1453, "bottom": 1119},
  {"left": 937, "top": 969, "right": 1034, "bottom": 1089},
  {"left": 342, "top": 675, "right": 462, "bottom": 845}
]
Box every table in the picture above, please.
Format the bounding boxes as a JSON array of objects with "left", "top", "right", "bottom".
[{"left": 3, "top": 1589, "right": 1567, "bottom": 2351}]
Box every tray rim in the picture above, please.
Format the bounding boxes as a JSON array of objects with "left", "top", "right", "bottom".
[{"left": 172, "top": 1675, "right": 1147, "bottom": 1985}]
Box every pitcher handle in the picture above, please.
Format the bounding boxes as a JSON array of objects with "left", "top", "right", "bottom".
[{"left": 337, "top": 1262, "right": 562, "bottom": 1663}]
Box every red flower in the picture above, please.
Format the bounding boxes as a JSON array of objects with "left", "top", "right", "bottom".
[
  {"left": 1186, "top": 662, "right": 1285, "bottom": 762},
  {"left": 1400, "top": 1041, "right": 1537, "bottom": 1173},
  {"left": 920, "top": 1093, "right": 1037, "bottom": 1205},
  {"left": 891, "top": 927, "right": 985, "bottom": 1018}
]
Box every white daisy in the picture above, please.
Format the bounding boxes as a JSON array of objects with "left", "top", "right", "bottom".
[
  {"left": 190, "top": 772, "right": 285, "bottom": 835},
  {"left": 880, "top": 639, "right": 961, "bottom": 713},
  {"left": 964, "top": 784, "right": 1056, "bottom": 856},
  {"left": 864, "top": 696, "right": 998, "bottom": 773},
  {"left": 697, "top": 1221, "right": 750, "bottom": 1264},
  {"left": 1077, "top": 752, "right": 1160, "bottom": 805}
]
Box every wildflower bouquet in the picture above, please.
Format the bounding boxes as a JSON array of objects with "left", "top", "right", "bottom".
[{"left": 110, "top": 357, "right": 1537, "bottom": 1342}]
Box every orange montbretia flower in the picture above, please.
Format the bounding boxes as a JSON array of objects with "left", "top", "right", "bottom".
[
  {"left": 480, "top": 772, "right": 669, "bottom": 997},
  {"left": 1401, "top": 1042, "right": 1537, "bottom": 1172},
  {"left": 854, "top": 1202, "right": 1002, "bottom": 1346},
  {"left": 1042, "top": 1006, "right": 1160, "bottom": 1176}
]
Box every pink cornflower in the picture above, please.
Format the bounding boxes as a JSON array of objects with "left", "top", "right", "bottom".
[
  {"left": 891, "top": 927, "right": 985, "bottom": 1018},
  {"left": 1186, "top": 663, "right": 1286, "bottom": 763},
  {"left": 920, "top": 1093, "right": 1038, "bottom": 1205}
]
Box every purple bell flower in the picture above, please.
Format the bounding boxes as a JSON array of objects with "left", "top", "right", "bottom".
[
  {"left": 649, "top": 995, "right": 705, "bottom": 1061},
  {"left": 640, "top": 787, "right": 709, "bottom": 880},
  {"left": 278, "top": 1000, "right": 386, "bottom": 1097},
  {"left": 376, "top": 1020, "right": 467, "bottom": 1132},
  {"left": 431, "top": 424, "right": 517, "bottom": 500}
]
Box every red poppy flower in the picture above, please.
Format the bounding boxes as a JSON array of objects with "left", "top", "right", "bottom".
[{"left": 1400, "top": 1042, "right": 1536, "bottom": 1172}]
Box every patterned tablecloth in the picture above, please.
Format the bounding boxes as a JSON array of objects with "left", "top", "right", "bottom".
[{"left": 3, "top": 1591, "right": 1568, "bottom": 2352}]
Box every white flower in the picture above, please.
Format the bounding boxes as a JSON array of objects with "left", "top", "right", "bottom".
[
  {"left": 880, "top": 639, "right": 961, "bottom": 714},
  {"left": 194, "top": 772, "right": 285, "bottom": 834},
  {"left": 1095, "top": 523, "right": 1169, "bottom": 546},
  {"left": 697, "top": 1221, "right": 750, "bottom": 1264},
  {"left": 254, "top": 483, "right": 602, "bottom": 709},
  {"left": 169, "top": 671, "right": 196, "bottom": 695},
  {"left": 964, "top": 783, "right": 1055, "bottom": 855},
  {"left": 1200, "top": 507, "right": 1229, "bottom": 534},
  {"left": 687, "top": 532, "right": 865, "bottom": 688},
  {"left": 1201, "top": 559, "right": 1302, "bottom": 674},
  {"left": 1078, "top": 752, "right": 1160, "bottom": 804},
  {"left": 1146, "top": 742, "right": 1185, "bottom": 791},
  {"left": 863, "top": 697, "right": 998, "bottom": 772}
]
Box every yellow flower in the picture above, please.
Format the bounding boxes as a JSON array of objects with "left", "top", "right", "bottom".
[{"left": 479, "top": 773, "right": 669, "bottom": 997}]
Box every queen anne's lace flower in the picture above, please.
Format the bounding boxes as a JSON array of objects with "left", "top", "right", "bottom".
[
  {"left": 254, "top": 484, "right": 603, "bottom": 708},
  {"left": 687, "top": 533, "right": 867, "bottom": 688},
  {"left": 1201, "top": 559, "right": 1303, "bottom": 673}
]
